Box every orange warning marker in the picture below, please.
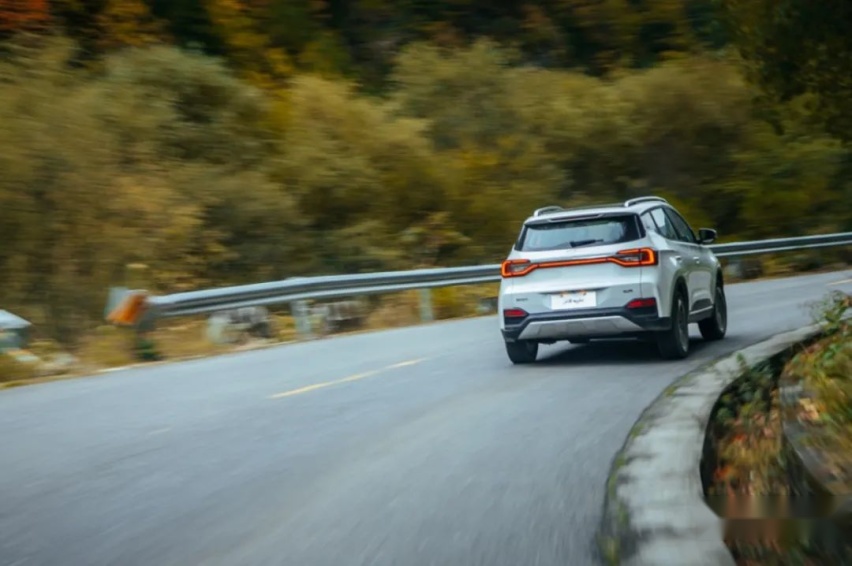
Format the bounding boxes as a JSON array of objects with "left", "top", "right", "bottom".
[{"left": 106, "top": 291, "right": 148, "bottom": 326}]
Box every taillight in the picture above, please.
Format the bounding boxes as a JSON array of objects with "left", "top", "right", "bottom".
[
  {"left": 500, "top": 247, "right": 657, "bottom": 278},
  {"left": 501, "top": 259, "right": 533, "bottom": 278},
  {"left": 626, "top": 298, "right": 657, "bottom": 309},
  {"left": 503, "top": 308, "right": 528, "bottom": 319},
  {"left": 611, "top": 248, "right": 657, "bottom": 267}
]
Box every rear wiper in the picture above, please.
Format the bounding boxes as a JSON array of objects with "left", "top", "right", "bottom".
[{"left": 569, "top": 239, "right": 604, "bottom": 248}]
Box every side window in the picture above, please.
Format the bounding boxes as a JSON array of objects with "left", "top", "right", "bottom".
[
  {"left": 640, "top": 212, "right": 658, "bottom": 235},
  {"left": 649, "top": 208, "right": 679, "bottom": 240},
  {"left": 663, "top": 208, "right": 697, "bottom": 244}
]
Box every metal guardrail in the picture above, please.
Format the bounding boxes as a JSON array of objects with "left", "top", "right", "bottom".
[
  {"left": 710, "top": 232, "right": 852, "bottom": 258},
  {"left": 114, "top": 232, "right": 852, "bottom": 324},
  {"left": 147, "top": 265, "right": 501, "bottom": 318}
]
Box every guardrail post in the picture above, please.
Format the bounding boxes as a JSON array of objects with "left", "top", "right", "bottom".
[
  {"left": 418, "top": 289, "right": 434, "bottom": 323},
  {"left": 723, "top": 259, "right": 743, "bottom": 281},
  {"left": 291, "top": 300, "right": 314, "bottom": 339}
]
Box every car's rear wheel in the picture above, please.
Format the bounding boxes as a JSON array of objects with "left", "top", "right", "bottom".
[
  {"left": 657, "top": 289, "right": 690, "bottom": 360},
  {"left": 699, "top": 283, "right": 727, "bottom": 341},
  {"left": 505, "top": 340, "right": 538, "bottom": 364}
]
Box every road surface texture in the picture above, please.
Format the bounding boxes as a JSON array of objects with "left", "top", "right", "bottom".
[{"left": 1, "top": 271, "right": 850, "bottom": 566}]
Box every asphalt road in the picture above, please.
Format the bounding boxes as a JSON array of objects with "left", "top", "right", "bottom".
[{"left": 1, "top": 270, "right": 850, "bottom": 566}]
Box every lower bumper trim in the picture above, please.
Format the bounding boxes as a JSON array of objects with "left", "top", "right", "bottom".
[
  {"left": 517, "top": 315, "right": 643, "bottom": 340},
  {"left": 502, "top": 307, "right": 671, "bottom": 342}
]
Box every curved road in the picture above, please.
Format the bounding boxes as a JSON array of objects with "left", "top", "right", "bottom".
[{"left": 1, "top": 271, "right": 850, "bottom": 566}]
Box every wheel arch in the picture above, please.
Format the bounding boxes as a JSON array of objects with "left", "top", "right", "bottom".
[{"left": 673, "top": 275, "right": 688, "bottom": 302}]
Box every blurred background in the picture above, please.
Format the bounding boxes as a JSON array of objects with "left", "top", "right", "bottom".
[{"left": 0, "top": 0, "right": 850, "bottom": 367}]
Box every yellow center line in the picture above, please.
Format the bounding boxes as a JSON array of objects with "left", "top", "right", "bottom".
[
  {"left": 269, "top": 358, "right": 427, "bottom": 399},
  {"left": 828, "top": 278, "right": 852, "bottom": 286}
]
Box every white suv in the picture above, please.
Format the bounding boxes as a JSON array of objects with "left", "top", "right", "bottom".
[{"left": 498, "top": 196, "right": 727, "bottom": 364}]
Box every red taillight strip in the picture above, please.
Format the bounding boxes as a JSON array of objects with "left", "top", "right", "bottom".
[{"left": 501, "top": 248, "right": 657, "bottom": 278}]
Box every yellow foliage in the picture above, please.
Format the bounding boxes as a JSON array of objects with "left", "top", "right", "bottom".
[{"left": 96, "top": 0, "right": 166, "bottom": 51}]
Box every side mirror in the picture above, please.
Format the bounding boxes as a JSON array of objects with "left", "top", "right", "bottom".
[{"left": 698, "top": 228, "right": 717, "bottom": 245}]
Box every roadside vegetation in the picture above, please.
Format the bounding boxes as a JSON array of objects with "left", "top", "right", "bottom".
[
  {"left": 0, "top": 2, "right": 850, "bottom": 362},
  {"left": 787, "top": 292, "right": 852, "bottom": 489},
  {"left": 704, "top": 291, "right": 852, "bottom": 565}
]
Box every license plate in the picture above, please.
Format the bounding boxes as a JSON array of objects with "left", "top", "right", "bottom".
[{"left": 550, "top": 290, "right": 596, "bottom": 310}]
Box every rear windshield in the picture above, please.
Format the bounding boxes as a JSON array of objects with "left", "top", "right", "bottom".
[{"left": 517, "top": 214, "right": 641, "bottom": 251}]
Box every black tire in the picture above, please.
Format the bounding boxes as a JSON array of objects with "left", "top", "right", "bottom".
[
  {"left": 656, "top": 288, "right": 690, "bottom": 360},
  {"left": 699, "top": 283, "right": 727, "bottom": 341},
  {"left": 505, "top": 340, "right": 538, "bottom": 364}
]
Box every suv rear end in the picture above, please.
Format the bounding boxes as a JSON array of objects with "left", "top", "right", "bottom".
[{"left": 499, "top": 204, "right": 671, "bottom": 363}]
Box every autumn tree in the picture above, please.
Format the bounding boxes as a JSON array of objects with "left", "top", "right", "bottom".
[
  {"left": 0, "top": 37, "right": 197, "bottom": 343},
  {"left": 271, "top": 74, "right": 462, "bottom": 272},
  {"left": 390, "top": 40, "right": 564, "bottom": 252},
  {"left": 0, "top": 38, "right": 301, "bottom": 342},
  {"left": 0, "top": 0, "right": 50, "bottom": 36},
  {"left": 95, "top": 0, "right": 166, "bottom": 50},
  {"left": 721, "top": 0, "right": 852, "bottom": 141},
  {"left": 89, "top": 43, "right": 304, "bottom": 283}
]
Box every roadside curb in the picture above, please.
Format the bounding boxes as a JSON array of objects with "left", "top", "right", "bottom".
[{"left": 597, "top": 324, "right": 822, "bottom": 566}]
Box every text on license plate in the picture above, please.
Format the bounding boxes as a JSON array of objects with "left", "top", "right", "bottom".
[{"left": 550, "top": 290, "right": 596, "bottom": 310}]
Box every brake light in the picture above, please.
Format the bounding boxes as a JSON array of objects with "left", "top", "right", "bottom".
[
  {"left": 626, "top": 298, "right": 657, "bottom": 309},
  {"left": 611, "top": 248, "right": 657, "bottom": 267},
  {"left": 503, "top": 308, "right": 528, "bottom": 318}
]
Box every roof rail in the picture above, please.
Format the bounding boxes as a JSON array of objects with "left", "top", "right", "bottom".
[
  {"left": 623, "top": 196, "right": 668, "bottom": 208},
  {"left": 533, "top": 205, "right": 565, "bottom": 217}
]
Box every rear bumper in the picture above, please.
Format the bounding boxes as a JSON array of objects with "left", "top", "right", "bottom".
[{"left": 501, "top": 307, "right": 671, "bottom": 342}]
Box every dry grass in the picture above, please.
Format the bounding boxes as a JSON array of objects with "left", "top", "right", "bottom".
[
  {"left": 363, "top": 284, "right": 499, "bottom": 330},
  {"left": 75, "top": 325, "right": 139, "bottom": 369},
  {"left": 0, "top": 351, "right": 38, "bottom": 383},
  {"left": 77, "top": 313, "right": 300, "bottom": 368}
]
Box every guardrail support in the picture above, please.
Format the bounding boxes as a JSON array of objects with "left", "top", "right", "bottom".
[
  {"left": 291, "top": 300, "right": 314, "bottom": 339},
  {"left": 419, "top": 289, "right": 434, "bottom": 323}
]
